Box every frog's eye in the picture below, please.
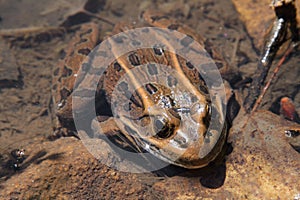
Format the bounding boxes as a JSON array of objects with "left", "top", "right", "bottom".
[
  {"left": 189, "top": 102, "right": 211, "bottom": 124},
  {"left": 153, "top": 116, "right": 173, "bottom": 139}
]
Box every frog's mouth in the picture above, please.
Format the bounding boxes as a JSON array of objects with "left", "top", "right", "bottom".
[
  {"left": 117, "top": 102, "right": 227, "bottom": 169},
  {"left": 135, "top": 119, "right": 228, "bottom": 169}
]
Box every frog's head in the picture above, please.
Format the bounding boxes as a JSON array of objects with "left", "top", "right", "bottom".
[{"left": 116, "top": 82, "right": 227, "bottom": 169}]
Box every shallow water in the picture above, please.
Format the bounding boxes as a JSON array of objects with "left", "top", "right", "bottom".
[{"left": 0, "top": 0, "right": 299, "bottom": 199}]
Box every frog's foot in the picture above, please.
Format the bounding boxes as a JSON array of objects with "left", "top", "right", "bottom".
[
  {"left": 48, "top": 117, "right": 78, "bottom": 140},
  {"left": 49, "top": 127, "right": 77, "bottom": 140},
  {"left": 77, "top": 116, "right": 154, "bottom": 172},
  {"left": 90, "top": 117, "right": 141, "bottom": 152}
]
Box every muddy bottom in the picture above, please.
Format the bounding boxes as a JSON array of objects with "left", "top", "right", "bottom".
[{"left": 0, "top": 0, "right": 299, "bottom": 199}]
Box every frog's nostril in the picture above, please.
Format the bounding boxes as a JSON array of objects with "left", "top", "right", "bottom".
[
  {"left": 172, "top": 132, "right": 188, "bottom": 148},
  {"left": 168, "top": 108, "right": 182, "bottom": 119}
]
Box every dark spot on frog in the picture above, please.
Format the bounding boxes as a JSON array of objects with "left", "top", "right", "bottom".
[
  {"left": 191, "top": 96, "right": 198, "bottom": 103},
  {"left": 167, "top": 75, "right": 178, "bottom": 87},
  {"left": 78, "top": 38, "right": 88, "bottom": 44},
  {"left": 199, "top": 85, "right": 209, "bottom": 94},
  {"left": 131, "top": 40, "right": 141, "bottom": 46},
  {"left": 81, "top": 62, "right": 90, "bottom": 72},
  {"left": 198, "top": 73, "right": 206, "bottom": 83},
  {"left": 147, "top": 63, "right": 158, "bottom": 75},
  {"left": 250, "top": 130, "right": 256, "bottom": 138},
  {"left": 59, "top": 49, "right": 66, "bottom": 60},
  {"left": 153, "top": 45, "right": 164, "bottom": 55},
  {"left": 78, "top": 48, "right": 91, "bottom": 56},
  {"left": 61, "top": 66, "right": 73, "bottom": 77},
  {"left": 69, "top": 50, "right": 75, "bottom": 57},
  {"left": 113, "top": 35, "right": 126, "bottom": 43},
  {"left": 215, "top": 62, "right": 224, "bottom": 69},
  {"left": 204, "top": 135, "right": 211, "bottom": 143},
  {"left": 168, "top": 24, "right": 180, "bottom": 30},
  {"left": 60, "top": 87, "right": 71, "bottom": 100},
  {"left": 53, "top": 67, "right": 60, "bottom": 76},
  {"left": 78, "top": 28, "right": 93, "bottom": 38},
  {"left": 117, "top": 81, "right": 128, "bottom": 91},
  {"left": 128, "top": 53, "right": 140, "bottom": 66},
  {"left": 180, "top": 35, "right": 194, "bottom": 47},
  {"left": 73, "top": 36, "right": 87, "bottom": 46},
  {"left": 80, "top": 28, "right": 93, "bottom": 37},
  {"left": 203, "top": 40, "right": 214, "bottom": 56},
  {"left": 124, "top": 90, "right": 132, "bottom": 99},
  {"left": 33, "top": 32, "right": 53, "bottom": 43},
  {"left": 145, "top": 83, "right": 158, "bottom": 94},
  {"left": 52, "top": 84, "right": 57, "bottom": 90},
  {"left": 141, "top": 27, "right": 150, "bottom": 33},
  {"left": 150, "top": 15, "right": 169, "bottom": 22},
  {"left": 186, "top": 61, "right": 194, "bottom": 69},
  {"left": 85, "top": 28, "right": 93, "bottom": 34},
  {"left": 113, "top": 62, "right": 122, "bottom": 71},
  {"left": 130, "top": 93, "right": 143, "bottom": 108},
  {"left": 173, "top": 136, "right": 188, "bottom": 148}
]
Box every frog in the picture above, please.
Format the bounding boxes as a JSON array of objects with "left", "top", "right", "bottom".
[
  {"left": 53, "top": 9, "right": 299, "bottom": 169},
  {"left": 51, "top": 10, "right": 239, "bottom": 169}
]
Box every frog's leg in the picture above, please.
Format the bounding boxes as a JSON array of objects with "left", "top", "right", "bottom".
[
  {"left": 89, "top": 117, "right": 143, "bottom": 152},
  {"left": 48, "top": 96, "right": 78, "bottom": 140}
]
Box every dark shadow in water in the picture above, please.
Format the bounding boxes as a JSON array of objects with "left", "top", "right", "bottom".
[
  {"left": 92, "top": 98, "right": 236, "bottom": 188},
  {"left": 34, "top": 152, "right": 64, "bottom": 165},
  {"left": 0, "top": 67, "right": 23, "bottom": 90},
  {"left": 60, "top": 0, "right": 106, "bottom": 27},
  {"left": 152, "top": 142, "right": 233, "bottom": 189},
  {"left": 0, "top": 150, "right": 64, "bottom": 182}
]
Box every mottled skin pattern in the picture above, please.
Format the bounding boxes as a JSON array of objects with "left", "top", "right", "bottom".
[
  {"left": 51, "top": 23, "right": 100, "bottom": 136},
  {"left": 52, "top": 10, "right": 237, "bottom": 168}
]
